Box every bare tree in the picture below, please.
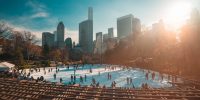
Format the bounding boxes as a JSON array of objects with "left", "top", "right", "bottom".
[
  {"left": 22, "top": 31, "right": 39, "bottom": 61},
  {"left": 0, "top": 21, "right": 12, "bottom": 39}
]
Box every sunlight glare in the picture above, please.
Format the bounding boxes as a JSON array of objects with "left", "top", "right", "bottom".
[{"left": 164, "top": 2, "right": 192, "bottom": 29}]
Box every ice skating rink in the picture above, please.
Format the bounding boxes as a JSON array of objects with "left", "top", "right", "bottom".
[{"left": 27, "top": 64, "right": 182, "bottom": 88}]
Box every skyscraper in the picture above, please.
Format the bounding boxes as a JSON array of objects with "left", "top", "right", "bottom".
[
  {"left": 94, "top": 32, "right": 103, "bottom": 54},
  {"left": 53, "top": 31, "right": 57, "bottom": 46},
  {"left": 53, "top": 31, "right": 57, "bottom": 42},
  {"left": 56, "top": 21, "right": 65, "bottom": 48},
  {"left": 117, "top": 14, "right": 141, "bottom": 39},
  {"left": 65, "top": 37, "right": 72, "bottom": 49},
  {"left": 152, "top": 20, "right": 165, "bottom": 41},
  {"left": 108, "top": 28, "right": 114, "bottom": 38},
  {"left": 103, "top": 34, "right": 109, "bottom": 42},
  {"left": 132, "top": 18, "right": 141, "bottom": 36},
  {"left": 88, "top": 7, "right": 93, "bottom": 20},
  {"left": 79, "top": 7, "right": 93, "bottom": 53},
  {"left": 42, "top": 32, "right": 55, "bottom": 48},
  {"left": 117, "top": 14, "right": 133, "bottom": 39}
]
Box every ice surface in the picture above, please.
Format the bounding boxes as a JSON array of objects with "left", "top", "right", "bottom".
[{"left": 26, "top": 64, "right": 180, "bottom": 88}]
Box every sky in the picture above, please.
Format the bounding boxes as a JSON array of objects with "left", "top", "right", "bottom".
[{"left": 0, "top": 0, "right": 200, "bottom": 45}]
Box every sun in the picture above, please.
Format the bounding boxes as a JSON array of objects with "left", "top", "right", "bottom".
[{"left": 164, "top": 1, "right": 192, "bottom": 29}]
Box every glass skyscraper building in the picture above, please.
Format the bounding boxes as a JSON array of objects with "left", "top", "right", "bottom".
[
  {"left": 56, "top": 21, "right": 65, "bottom": 48},
  {"left": 108, "top": 28, "right": 114, "bottom": 38},
  {"left": 117, "top": 14, "right": 141, "bottom": 39},
  {"left": 94, "top": 32, "right": 103, "bottom": 54},
  {"left": 42, "top": 32, "right": 55, "bottom": 48},
  {"left": 79, "top": 7, "right": 93, "bottom": 54}
]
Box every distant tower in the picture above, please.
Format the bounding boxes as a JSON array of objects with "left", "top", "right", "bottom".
[
  {"left": 79, "top": 7, "right": 93, "bottom": 53},
  {"left": 42, "top": 32, "right": 55, "bottom": 48},
  {"left": 57, "top": 21, "right": 65, "bottom": 48},
  {"left": 117, "top": 14, "right": 134, "bottom": 39},
  {"left": 95, "top": 32, "right": 103, "bottom": 54},
  {"left": 117, "top": 14, "right": 141, "bottom": 39},
  {"left": 65, "top": 37, "right": 72, "bottom": 49},
  {"left": 53, "top": 31, "right": 57, "bottom": 46},
  {"left": 88, "top": 7, "right": 93, "bottom": 20},
  {"left": 108, "top": 28, "right": 114, "bottom": 38}
]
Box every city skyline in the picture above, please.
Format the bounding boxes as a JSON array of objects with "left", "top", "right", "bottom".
[
  {"left": 0, "top": 0, "right": 200, "bottom": 45},
  {"left": 1, "top": 1, "right": 200, "bottom": 98}
]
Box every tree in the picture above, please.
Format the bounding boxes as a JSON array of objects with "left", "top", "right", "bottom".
[
  {"left": 30, "top": 45, "right": 42, "bottom": 59},
  {"left": 179, "top": 8, "right": 200, "bottom": 74},
  {"left": 0, "top": 21, "right": 12, "bottom": 39},
  {"left": 22, "top": 31, "right": 39, "bottom": 60},
  {"left": 15, "top": 47, "right": 24, "bottom": 69},
  {"left": 49, "top": 49, "right": 62, "bottom": 61}
]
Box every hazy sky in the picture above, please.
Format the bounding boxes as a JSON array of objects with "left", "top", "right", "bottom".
[{"left": 0, "top": 0, "right": 199, "bottom": 44}]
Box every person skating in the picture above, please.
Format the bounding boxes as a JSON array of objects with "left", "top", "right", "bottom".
[
  {"left": 127, "top": 77, "right": 129, "bottom": 85},
  {"left": 130, "top": 78, "right": 133, "bottom": 84},
  {"left": 113, "top": 81, "right": 116, "bottom": 87},
  {"left": 71, "top": 75, "right": 73, "bottom": 82},
  {"left": 74, "top": 75, "right": 76, "bottom": 82},
  {"left": 98, "top": 71, "right": 100, "bottom": 76},
  {"left": 80, "top": 76, "right": 83, "bottom": 83},
  {"left": 145, "top": 72, "right": 149, "bottom": 80},
  {"left": 84, "top": 74, "right": 87, "bottom": 82},
  {"left": 96, "top": 82, "right": 100, "bottom": 87},
  {"left": 107, "top": 73, "right": 110, "bottom": 80},
  {"left": 53, "top": 73, "right": 56, "bottom": 80},
  {"left": 60, "top": 77, "right": 63, "bottom": 83},
  {"left": 92, "top": 77, "right": 96, "bottom": 84},
  {"left": 152, "top": 72, "right": 155, "bottom": 80},
  {"left": 109, "top": 74, "right": 112, "bottom": 80},
  {"left": 132, "top": 84, "right": 135, "bottom": 88}
]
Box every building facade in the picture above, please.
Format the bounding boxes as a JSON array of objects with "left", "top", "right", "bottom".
[
  {"left": 103, "top": 34, "right": 109, "bottom": 43},
  {"left": 94, "top": 32, "right": 103, "bottom": 54},
  {"left": 42, "top": 32, "right": 55, "bottom": 48},
  {"left": 117, "top": 14, "right": 141, "bottom": 39},
  {"left": 117, "top": 14, "right": 133, "bottom": 39},
  {"left": 108, "top": 28, "right": 114, "bottom": 38},
  {"left": 53, "top": 31, "right": 57, "bottom": 45},
  {"left": 56, "top": 21, "right": 65, "bottom": 48},
  {"left": 88, "top": 7, "right": 93, "bottom": 20},
  {"left": 79, "top": 7, "right": 93, "bottom": 53},
  {"left": 65, "top": 37, "right": 72, "bottom": 49}
]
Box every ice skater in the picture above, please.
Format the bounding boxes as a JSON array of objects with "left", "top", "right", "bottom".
[
  {"left": 127, "top": 77, "right": 129, "bottom": 84},
  {"left": 85, "top": 74, "right": 87, "bottom": 82},
  {"left": 53, "top": 73, "right": 56, "bottom": 80},
  {"left": 80, "top": 76, "right": 83, "bottom": 83},
  {"left": 71, "top": 75, "right": 73, "bottom": 82},
  {"left": 132, "top": 84, "right": 135, "bottom": 88},
  {"left": 152, "top": 72, "right": 155, "bottom": 80},
  {"left": 145, "top": 72, "right": 149, "bottom": 80},
  {"left": 90, "top": 68, "right": 92, "bottom": 73},
  {"left": 74, "top": 75, "right": 76, "bottom": 82},
  {"left": 98, "top": 71, "right": 100, "bottom": 76},
  {"left": 109, "top": 74, "right": 112, "bottom": 80},
  {"left": 60, "top": 77, "right": 63, "bottom": 83},
  {"left": 92, "top": 77, "right": 96, "bottom": 84},
  {"left": 130, "top": 78, "right": 133, "bottom": 84},
  {"left": 107, "top": 73, "right": 110, "bottom": 80},
  {"left": 96, "top": 82, "right": 100, "bottom": 87}
]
